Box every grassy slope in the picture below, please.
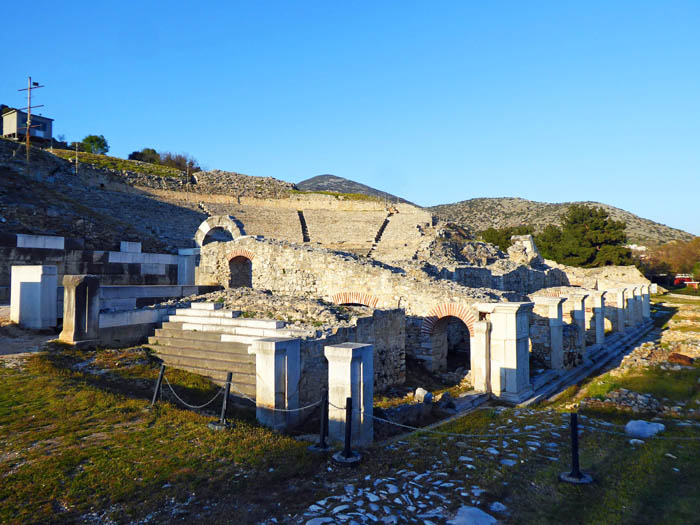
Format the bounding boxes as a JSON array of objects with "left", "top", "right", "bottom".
[
  {"left": 0, "top": 344, "right": 317, "bottom": 524},
  {"left": 51, "top": 149, "right": 183, "bottom": 178}
]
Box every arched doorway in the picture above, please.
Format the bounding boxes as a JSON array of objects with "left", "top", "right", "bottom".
[
  {"left": 431, "top": 316, "right": 471, "bottom": 372},
  {"left": 228, "top": 256, "right": 252, "bottom": 288}
]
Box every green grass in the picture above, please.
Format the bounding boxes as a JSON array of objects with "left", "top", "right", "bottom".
[
  {"left": 51, "top": 149, "right": 185, "bottom": 178},
  {"left": 0, "top": 344, "right": 318, "bottom": 524}
]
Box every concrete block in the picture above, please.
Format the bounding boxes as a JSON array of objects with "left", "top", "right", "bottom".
[{"left": 10, "top": 265, "right": 58, "bottom": 329}]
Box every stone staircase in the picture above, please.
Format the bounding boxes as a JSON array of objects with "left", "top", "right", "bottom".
[
  {"left": 146, "top": 302, "right": 312, "bottom": 401},
  {"left": 523, "top": 320, "right": 655, "bottom": 406}
]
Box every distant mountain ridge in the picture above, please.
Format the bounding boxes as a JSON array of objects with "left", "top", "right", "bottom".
[
  {"left": 429, "top": 197, "right": 694, "bottom": 246},
  {"left": 296, "top": 174, "right": 413, "bottom": 204}
]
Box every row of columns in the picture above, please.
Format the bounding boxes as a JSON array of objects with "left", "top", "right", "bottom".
[{"left": 469, "top": 284, "right": 652, "bottom": 404}]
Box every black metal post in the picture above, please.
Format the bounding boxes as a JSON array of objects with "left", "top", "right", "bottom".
[
  {"left": 570, "top": 412, "right": 581, "bottom": 477},
  {"left": 343, "top": 396, "right": 353, "bottom": 459},
  {"left": 219, "top": 372, "right": 232, "bottom": 424},
  {"left": 150, "top": 364, "right": 165, "bottom": 408},
  {"left": 209, "top": 372, "right": 233, "bottom": 431},
  {"left": 559, "top": 412, "right": 593, "bottom": 484},
  {"left": 309, "top": 388, "right": 330, "bottom": 452}
]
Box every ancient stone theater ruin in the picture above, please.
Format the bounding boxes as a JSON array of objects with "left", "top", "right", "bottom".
[{"left": 5, "top": 156, "right": 653, "bottom": 440}]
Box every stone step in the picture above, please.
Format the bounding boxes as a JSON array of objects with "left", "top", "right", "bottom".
[
  {"left": 179, "top": 322, "right": 308, "bottom": 340},
  {"left": 154, "top": 327, "right": 226, "bottom": 343},
  {"left": 153, "top": 349, "right": 255, "bottom": 375},
  {"left": 190, "top": 302, "right": 223, "bottom": 310},
  {"left": 154, "top": 357, "right": 256, "bottom": 398},
  {"left": 168, "top": 315, "right": 285, "bottom": 329},
  {"left": 148, "top": 335, "right": 251, "bottom": 356},
  {"left": 174, "top": 308, "right": 240, "bottom": 319}
]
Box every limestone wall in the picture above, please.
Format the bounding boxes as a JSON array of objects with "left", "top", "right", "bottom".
[{"left": 297, "top": 309, "right": 405, "bottom": 404}]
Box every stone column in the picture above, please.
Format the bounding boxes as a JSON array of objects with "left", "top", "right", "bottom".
[
  {"left": 590, "top": 291, "right": 606, "bottom": 346},
  {"left": 325, "top": 342, "right": 374, "bottom": 447},
  {"left": 251, "top": 337, "right": 300, "bottom": 432},
  {"left": 564, "top": 294, "right": 588, "bottom": 351},
  {"left": 10, "top": 265, "right": 58, "bottom": 329},
  {"left": 470, "top": 320, "right": 491, "bottom": 392},
  {"left": 532, "top": 297, "right": 564, "bottom": 370},
  {"left": 476, "top": 302, "right": 534, "bottom": 403},
  {"left": 641, "top": 284, "right": 651, "bottom": 319},
  {"left": 624, "top": 287, "right": 636, "bottom": 328},
  {"left": 633, "top": 287, "right": 644, "bottom": 324},
  {"left": 59, "top": 275, "right": 100, "bottom": 346},
  {"left": 612, "top": 288, "right": 626, "bottom": 333}
]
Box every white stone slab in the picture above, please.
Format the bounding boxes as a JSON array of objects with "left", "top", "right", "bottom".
[
  {"left": 10, "top": 265, "right": 58, "bottom": 329},
  {"left": 16, "top": 234, "right": 65, "bottom": 250},
  {"left": 120, "top": 241, "right": 142, "bottom": 253},
  {"left": 190, "top": 302, "right": 223, "bottom": 310}
]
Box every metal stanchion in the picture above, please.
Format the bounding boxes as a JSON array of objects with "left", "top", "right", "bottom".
[
  {"left": 148, "top": 364, "right": 166, "bottom": 410},
  {"left": 209, "top": 372, "right": 233, "bottom": 431},
  {"left": 309, "top": 388, "right": 330, "bottom": 452},
  {"left": 333, "top": 397, "right": 361, "bottom": 467},
  {"left": 559, "top": 413, "right": 593, "bottom": 484}
]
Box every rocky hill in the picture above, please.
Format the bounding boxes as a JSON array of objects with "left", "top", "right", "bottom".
[
  {"left": 296, "top": 174, "right": 412, "bottom": 204},
  {"left": 429, "top": 197, "right": 694, "bottom": 246}
]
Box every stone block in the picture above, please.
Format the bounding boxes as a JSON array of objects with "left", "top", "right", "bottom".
[
  {"left": 16, "top": 234, "right": 65, "bottom": 250},
  {"left": 252, "top": 337, "right": 301, "bottom": 431},
  {"left": 120, "top": 241, "right": 142, "bottom": 253},
  {"left": 59, "top": 275, "right": 100, "bottom": 346},
  {"left": 10, "top": 265, "right": 58, "bottom": 329},
  {"left": 325, "top": 342, "right": 374, "bottom": 447}
]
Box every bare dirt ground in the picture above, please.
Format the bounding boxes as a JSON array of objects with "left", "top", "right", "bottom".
[{"left": 0, "top": 306, "right": 55, "bottom": 367}]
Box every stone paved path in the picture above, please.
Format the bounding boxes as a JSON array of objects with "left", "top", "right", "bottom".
[{"left": 280, "top": 408, "right": 573, "bottom": 524}]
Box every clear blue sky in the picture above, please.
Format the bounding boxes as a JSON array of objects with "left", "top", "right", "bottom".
[{"left": 2, "top": 1, "right": 699, "bottom": 236}]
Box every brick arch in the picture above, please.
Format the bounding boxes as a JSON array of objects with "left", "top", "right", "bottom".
[
  {"left": 226, "top": 248, "right": 255, "bottom": 262},
  {"left": 330, "top": 292, "right": 379, "bottom": 308},
  {"left": 421, "top": 303, "right": 477, "bottom": 336}
]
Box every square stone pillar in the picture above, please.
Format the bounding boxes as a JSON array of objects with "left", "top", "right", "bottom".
[
  {"left": 624, "top": 287, "right": 636, "bottom": 328},
  {"left": 59, "top": 275, "right": 100, "bottom": 346},
  {"left": 532, "top": 297, "right": 564, "bottom": 370},
  {"left": 640, "top": 284, "right": 651, "bottom": 319},
  {"left": 590, "top": 291, "right": 606, "bottom": 346},
  {"left": 470, "top": 320, "right": 491, "bottom": 392},
  {"left": 612, "top": 288, "right": 627, "bottom": 333},
  {"left": 251, "top": 337, "right": 300, "bottom": 432},
  {"left": 632, "top": 287, "right": 644, "bottom": 324},
  {"left": 177, "top": 248, "right": 199, "bottom": 286},
  {"left": 325, "top": 343, "right": 374, "bottom": 447},
  {"left": 476, "top": 302, "right": 534, "bottom": 403},
  {"left": 650, "top": 283, "right": 658, "bottom": 294},
  {"left": 10, "top": 265, "right": 58, "bottom": 329}
]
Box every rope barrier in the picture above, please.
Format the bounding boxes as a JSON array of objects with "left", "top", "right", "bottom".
[
  {"left": 163, "top": 375, "right": 224, "bottom": 410},
  {"left": 226, "top": 382, "right": 324, "bottom": 413},
  {"left": 328, "top": 401, "right": 558, "bottom": 438}
]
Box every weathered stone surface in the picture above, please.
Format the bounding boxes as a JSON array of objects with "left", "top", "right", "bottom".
[{"left": 668, "top": 353, "right": 694, "bottom": 366}]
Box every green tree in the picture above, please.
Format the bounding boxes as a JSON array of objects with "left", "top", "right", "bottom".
[
  {"left": 479, "top": 225, "right": 534, "bottom": 251},
  {"left": 535, "top": 205, "right": 631, "bottom": 267},
  {"left": 128, "top": 147, "right": 161, "bottom": 164},
  {"left": 81, "top": 134, "right": 109, "bottom": 155}
]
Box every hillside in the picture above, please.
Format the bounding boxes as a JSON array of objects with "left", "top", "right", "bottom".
[
  {"left": 429, "top": 197, "right": 694, "bottom": 246},
  {"left": 296, "top": 174, "right": 413, "bottom": 204}
]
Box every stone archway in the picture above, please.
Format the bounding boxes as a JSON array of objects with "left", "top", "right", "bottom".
[
  {"left": 194, "top": 215, "right": 245, "bottom": 247},
  {"left": 330, "top": 292, "right": 380, "bottom": 308},
  {"left": 421, "top": 303, "right": 476, "bottom": 336},
  {"left": 227, "top": 249, "right": 254, "bottom": 288}
]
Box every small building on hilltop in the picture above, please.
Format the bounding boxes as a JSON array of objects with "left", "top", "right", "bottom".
[{"left": 1, "top": 109, "right": 53, "bottom": 142}]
